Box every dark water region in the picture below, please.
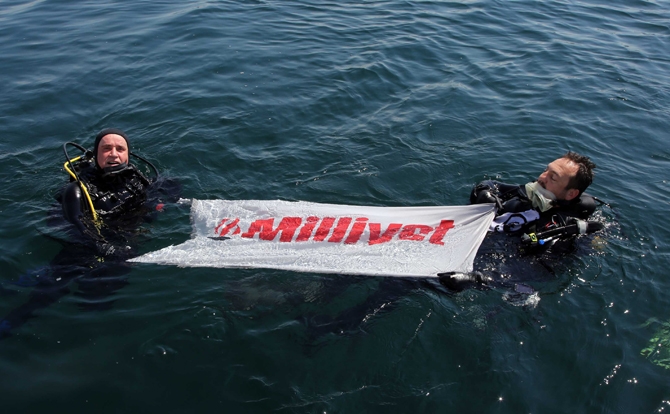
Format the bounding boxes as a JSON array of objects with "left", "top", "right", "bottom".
[{"left": 1, "top": 0, "right": 670, "bottom": 412}]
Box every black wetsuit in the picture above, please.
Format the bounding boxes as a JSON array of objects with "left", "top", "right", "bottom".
[
  {"left": 438, "top": 180, "right": 599, "bottom": 291},
  {"left": 0, "top": 158, "right": 180, "bottom": 339},
  {"left": 470, "top": 180, "right": 596, "bottom": 239},
  {"left": 60, "top": 158, "right": 152, "bottom": 253}
]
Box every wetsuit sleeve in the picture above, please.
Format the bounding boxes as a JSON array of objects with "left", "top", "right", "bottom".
[
  {"left": 470, "top": 180, "right": 502, "bottom": 206},
  {"left": 470, "top": 180, "right": 534, "bottom": 214}
]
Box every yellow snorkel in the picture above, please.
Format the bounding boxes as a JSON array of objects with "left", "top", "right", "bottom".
[
  {"left": 62, "top": 142, "right": 102, "bottom": 229},
  {"left": 63, "top": 155, "right": 99, "bottom": 222},
  {"left": 61, "top": 140, "right": 159, "bottom": 231}
]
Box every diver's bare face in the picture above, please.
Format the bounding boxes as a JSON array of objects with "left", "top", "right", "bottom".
[
  {"left": 537, "top": 157, "right": 580, "bottom": 201},
  {"left": 97, "top": 134, "right": 129, "bottom": 169}
]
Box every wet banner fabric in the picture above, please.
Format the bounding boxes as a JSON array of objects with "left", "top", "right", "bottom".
[{"left": 130, "top": 199, "right": 496, "bottom": 277}]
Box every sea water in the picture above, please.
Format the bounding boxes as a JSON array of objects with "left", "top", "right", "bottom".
[{"left": 1, "top": 1, "right": 669, "bottom": 412}]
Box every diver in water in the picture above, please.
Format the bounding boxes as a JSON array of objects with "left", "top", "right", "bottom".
[
  {"left": 297, "top": 152, "right": 604, "bottom": 341},
  {"left": 59, "top": 128, "right": 158, "bottom": 255},
  {"left": 0, "top": 128, "right": 179, "bottom": 339},
  {"left": 471, "top": 151, "right": 597, "bottom": 237},
  {"left": 440, "top": 151, "right": 603, "bottom": 291}
]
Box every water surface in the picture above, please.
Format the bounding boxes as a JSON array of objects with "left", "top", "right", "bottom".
[{"left": 1, "top": 1, "right": 669, "bottom": 412}]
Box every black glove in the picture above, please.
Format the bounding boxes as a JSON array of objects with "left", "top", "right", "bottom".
[{"left": 470, "top": 183, "right": 503, "bottom": 210}]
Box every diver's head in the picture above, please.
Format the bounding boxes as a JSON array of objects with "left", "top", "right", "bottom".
[
  {"left": 562, "top": 151, "right": 596, "bottom": 196},
  {"left": 94, "top": 128, "right": 129, "bottom": 171},
  {"left": 537, "top": 152, "right": 595, "bottom": 201}
]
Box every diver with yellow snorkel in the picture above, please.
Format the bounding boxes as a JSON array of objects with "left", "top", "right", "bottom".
[
  {"left": 60, "top": 128, "right": 159, "bottom": 254},
  {"left": 0, "top": 128, "right": 179, "bottom": 339}
]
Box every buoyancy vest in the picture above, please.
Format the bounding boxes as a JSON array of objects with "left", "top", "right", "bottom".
[
  {"left": 78, "top": 161, "right": 150, "bottom": 218},
  {"left": 60, "top": 157, "right": 150, "bottom": 233},
  {"left": 471, "top": 180, "right": 597, "bottom": 232}
]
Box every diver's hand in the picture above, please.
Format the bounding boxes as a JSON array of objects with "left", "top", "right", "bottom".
[
  {"left": 95, "top": 242, "right": 132, "bottom": 258},
  {"left": 471, "top": 184, "right": 503, "bottom": 210},
  {"left": 95, "top": 242, "right": 116, "bottom": 256},
  {"left": 438, "top": 272, "right": 492, "bottom": 291}
]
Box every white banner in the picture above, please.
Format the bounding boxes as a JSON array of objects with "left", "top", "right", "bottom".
[{"left": 129, "top": 199, "right": 495, "bottom": 277}]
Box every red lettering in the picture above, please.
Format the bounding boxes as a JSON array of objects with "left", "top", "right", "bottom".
[
  {"left": 328, "top": 217, "right": 352, "bottom": 243},
  {"left": 241, "top": 217, "right": 302, "bottom": 242},
  {"left": 344, "top": 218, "right": 368, "bottom": 244},
  {"left": 368, "top": 223, "right": 403, "bottom": 245},
  {"left": 215, "top": 218, "right": 241, "bottom": 236},
  {"left": 219, "top": 215, "right": 455, "bottom": 246},
  {"left": 398, "top": 224, "right": 433, "bottom": 241},
  {"left": 296, "top": 216, "right": 319, "bottom": 242},
  {"left": 429, "top": 220, "right": 455, "bottom": 245},
  {"left": 313, "top": 217, "right": 335, "bottom": 241},
  {"left": 214, "top": 218, "right": 229, "bottom": 234}
]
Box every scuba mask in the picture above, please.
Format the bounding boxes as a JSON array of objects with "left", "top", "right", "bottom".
[{"left": 525, "top": 181, "right": 556, "bottom": 212}]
